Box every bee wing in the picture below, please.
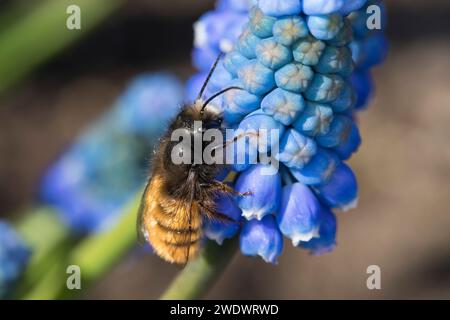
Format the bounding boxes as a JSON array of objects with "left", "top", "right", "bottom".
[
  {"left": 174, "top": 169, "right": 197, "bottom": 266},
  {"left": 137, "top": 180, "right": 152, "bottom": 245}
]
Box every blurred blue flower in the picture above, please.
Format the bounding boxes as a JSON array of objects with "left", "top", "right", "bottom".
[
  {"left": 40, "top": 73, "right": 183, "bottom": 234},
  {"left": 186, "top": 0, "right": 387, "bottom": 263},
  {"left": 217, "top": 0, "right": 256, "bottom": 12},
  {"left": 0, "top": 221, "right": 31, "bottom": 298}
]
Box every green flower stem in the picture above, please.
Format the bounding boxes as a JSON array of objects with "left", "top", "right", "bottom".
[
  {"left": 160, "top": 237, "right": 239, "bottom": 300},
  {"left": 68, "top": 194, "right": 141, "bottom": 283},
  {"left": 59, "top": 194, "right": 141, "bottom": 299},
  {"left": 21, "top": 240, "right": 73, "bottom": 300},
  {"left": 14, "top": 207, "right": 73, "bottom": 298},
  {"left": 0, "top": 0, "right": 123, "bottom": 95}
]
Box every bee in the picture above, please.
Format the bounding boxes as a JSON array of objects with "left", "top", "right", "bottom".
[{"left": 138, "top": 55, "right": 246, "bottom": 264}]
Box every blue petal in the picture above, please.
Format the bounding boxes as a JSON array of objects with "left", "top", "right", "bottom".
[
  {"left": 235, "top": 164, "right": 282, "bottom": 220},
  {"left": 330, "top": 81, "right": 356, "bottom": 113},
  {"left": 303, "top": 0, "right": 343, "bottom": 15},
  {"left": 236, "top": 109, "right": 286, "bottom": 154},
  {"left": 351, "top": 70, "right": 373, "bottom": 110},
  {"left": 274, "top": 63, "right": 314, "bottom": 93},
  {"left": 238, "top": 60, "right": 276, "bottom": 95},
  {"left": 292, "top": 36, "right": 326, "bottom": 66},
  {"left": 204, "top": 194, "right": 242, "bottom": 245},
  {"left": 226, "top": 138, "right": 258, "bottom": 172},
  {"left": 326, "top": 19, "right": 353, "bottom": 47},
  {"left": 307, "top": 14, "right": 343, "bottom": 41},
  {"left": 222, "top": 79, "right": 262, "bottom": 124},
  {"left": 223, "top": 50, "right": 249, "bottom": 77},
  {"left": 255, "top": 38, "right": 292, "bottom": 70},
  {"left": 261, "top": 88, "right": 305, "bottom": 125},
  {"left": 249, "top": 6, "right": 276, "bottom": 38},
  {"left": 289, "top": 148, "right": 340, "bottom": 185},
  {"left": 313, "top": 162, "right": 358, "bottom": 211},
  {"left": 293, "top": 101, "right": 334, "bottom": 137},
  {"left": 273, "top": 16, "right": 308, "bottom": 46},
  {"left": 315, "top": 45, "right": 354, "bottom": 77},
  {"left": 300, "top": 207, "right": 337, "bottom": 255},
  {"left": 236, "top": 25, "right": 261, "bottom": 59},
  {"left": 360, "top": 33, "right": 389, "bottom": 69},
  {"left": 240, "top": 215, "right": 284, "bottom": 264},
  {"left": 208, "top": 61, "right": 233, "bottom": 94},
  {"left": 349, "top": 6, "right": 370, "bottom": 38},
  {"left": 339, "top": 0, "right": 367, "bottom": 15},
  {"left": 277, "top": 183, "right": 322, "bottom": 245},
  {"left": 349, "top": 40, "right": 365, "bottom": 67},
  {"left": 258, "top": 0, "right": 302, "bottom": 17},
  {"left": 277, "top": 128, "right": 317, "bottom": 169},
  {"left": 332, "top": 120, "right": 361, "bottom": 160},
  {"left": 304, "top": 73, "right": 345, "bottom": 103},
  {"left": 316, "top": 115, "right": 353, "bottom": 148}
]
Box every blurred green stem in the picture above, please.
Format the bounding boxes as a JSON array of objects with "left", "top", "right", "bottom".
[
  {"left": 68, "top": 195, "right": 140, "bottom": 283},
  {"left": 160, "top": 238, "right": 238, "bottom": 300},
  {"left": 14, "top": 207, "right": 72, "bottom": 297},
  {"left": 0, "top": 0, "right": 123, "bottom": 95}
]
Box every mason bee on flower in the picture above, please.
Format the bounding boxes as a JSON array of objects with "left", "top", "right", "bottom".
[{"left": 138, "top": 55, "right": 248, "bottom": 264}]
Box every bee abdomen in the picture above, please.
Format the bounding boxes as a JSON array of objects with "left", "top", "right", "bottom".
[
  {"left": 145, "top": 202, "right": 202, "bottom": 264},
  {"left": 150, "top": 217, "right": 202, "bottom": 246}
]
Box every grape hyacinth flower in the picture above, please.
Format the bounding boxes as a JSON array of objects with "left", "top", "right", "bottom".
[
  {"left": 187, "top": 0, "right": 386, "bottom": 264},
  {"left": 0, "top": 221, "right": 31, "bottom": 298},
  {"left": 40, "top": 74, "right": 183, "bottom": 234}
]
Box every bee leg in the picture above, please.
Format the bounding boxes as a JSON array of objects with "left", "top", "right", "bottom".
[
  {"left": 199, "top": 203, "right": 243, "bottom": 226},
  {"left": 201, "top": 181, "right": 252, "bottom": 197}
]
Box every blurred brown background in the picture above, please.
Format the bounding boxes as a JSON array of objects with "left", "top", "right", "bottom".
[{"left": 1, "top": 0, "right": 450, "bottom": 299}]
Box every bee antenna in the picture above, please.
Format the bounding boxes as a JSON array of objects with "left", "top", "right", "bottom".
[
  {"left": 196, "top": 53, "right": 224, "bottom": 101},
  {"left": 200, "top": 86, "right": 244, "bottom": 115}
]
